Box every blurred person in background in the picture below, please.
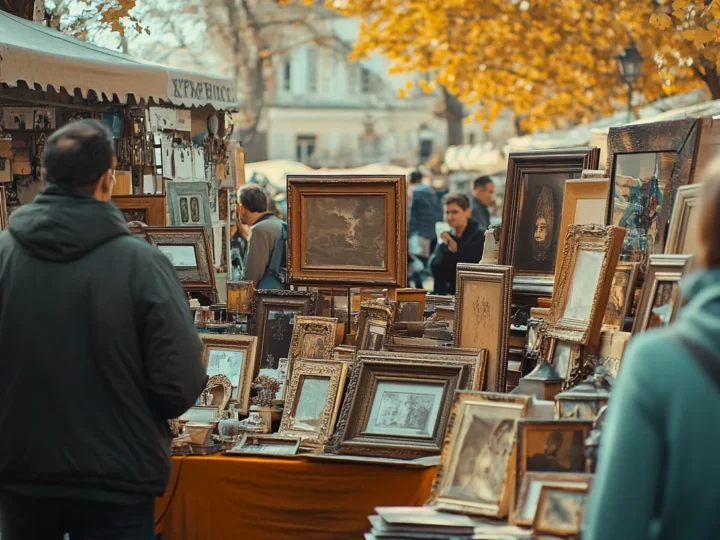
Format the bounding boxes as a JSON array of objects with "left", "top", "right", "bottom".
[
  {"left": 583, "top": 171, "right": 720, "bottom": 540},
  {"left": 408, "top": 170, "right": 443, "bottom": 288},
  {"left": 471, "top": 175, "right": 496, "bottom": 231},
  {"left": 430, "top": 192, "right": 484, "bottom": 295}
]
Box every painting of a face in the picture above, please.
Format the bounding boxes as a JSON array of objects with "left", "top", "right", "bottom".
[
  {"left": 523, "top": 424, "right": 589, "bottom": 475},
  {"left": 513, "top": 173, "right": 567, "bottom": 273},
  {"left": 303, "top": 195, "right": 387, "bottom": 269}
]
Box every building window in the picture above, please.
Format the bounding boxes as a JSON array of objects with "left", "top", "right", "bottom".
[
  {"left": 307, "top": 49, "right": 318, "bottom": 93},
  {"left": 296, "top": 135, "right": 317, "bottom": 163},
  {"left": 283, "top": 60, "right": 292, "bottom": 91},
  {"left": 468, "top": 133, "right": 476, "bottom": 145},
  {"left": 419, "top": 139, "right": 433, "bottom": 162},
  {"left": 361, "top": 68, "right": 371, "bottom": 94}
]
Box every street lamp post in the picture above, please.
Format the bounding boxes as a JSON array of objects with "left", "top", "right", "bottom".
[{"left": 618, "top": 42, "right": 644, "bottom": 123}]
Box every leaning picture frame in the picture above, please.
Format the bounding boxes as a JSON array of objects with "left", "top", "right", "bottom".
[
  {"left": 355, "top": 299, "right": 396, "bottom": 352},
  {"left": 166, "top": 180, "right": 213, "bottom": 239},
  {"left": 426, "top": 392, "right": 531, "bottom": 518},
  {"left": 533, "top": 484, "right": 590, "bottom": 537},
  {"left": 112, "top": 195, "right": 167, "bottom": 226},
  {"left": 200, "top": 334, "right": 258, "bottom": 415},
  {"left": 325, "top": 353, "right": 465, "bottom": 459},
  {"left": 278, "top": 359, "right": 348, "bottom": 449},
  {"left": 632, "top": 254, "right": 693, "bottom": 335},
  {"left": 511, "top": 471, "right": 593, "bottom": 528},
  {"left": 226, "top": 280, "right": 255, "bottom": 315},
  {"left": 288, "top": 316, "right": 338, "bottom": 362},
  {"left": 226, "top": 434, "right": 301, "bottom": 457},
  {"left": 144, "top": 226, "right": 216, "bottom": 296},
  {"left": 0, "top": 185, "right": 7, "bottom": 231},
  {"left": 601, "top": 262, "right": 640, "bottom": 331},
  {"left": 499, "top": 147, "right": 601, "bottom": 295},
  {"left": 545, "top": 224, "right": 625, "bottom": 346},
  {"left": 665, "top": 183, "right": 702, "bottom": 256},
  {"left": 286, "top": 175, "right": 407, "bottom": 287},
  {"left": 391, "top": 288, "right": 428, "bottom": 322},
  {"left": 453, "top": 264, "right": 513, "bottom": 392}
]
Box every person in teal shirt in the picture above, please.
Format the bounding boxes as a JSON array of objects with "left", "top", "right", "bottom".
[{"left": 584, "top": 176, "right": 720, "bottom": 539}]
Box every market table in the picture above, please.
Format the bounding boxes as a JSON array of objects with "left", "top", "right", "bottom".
[{"left": 155, "top": 454, "right": 438, "bottom": 540}]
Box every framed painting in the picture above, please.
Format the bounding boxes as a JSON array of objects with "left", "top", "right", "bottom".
[
  {"left": 179, "top": 406, "right": 220, "bottom": 424},
  {"left": 606, "top": 118, "right": 699, "bottom": 260},
  {"left": 533, "top": 485, "right": 590, "bottom": 537},
  {"left": 601, "top": 262, "right": 640, "bottom": 331},
  {"left": 453, "top": 264, "right": 513, "bottom": 393},
  {"left": 512, "top": 472, "right": 592, "bottom": 527},
  {"left": 355, "top": 299, "right": 396, "bottom": 352},
  {"left": 199, "top": 374, "right": 233, "bottom": 412},
  {"left": 226, "top": 280, "right": 255, "bottom": 315},
  {"left": 499, "top": 147, "right": 601, "bottom": 294},
  {"left": 288, "top": 316, "right": 338, "bottom": 361},
  {"left": 547, "top": 339, "right": 583, "bottom": 385},
  {"left": 325, "top": 353, "right": 465, "bottom": 459},
  {"left": 632, "top": 254, "right": 693, "bottom": 335},
  {"left": 144, "top": 226, "right": 215, "bottom": 294},
  {"left": 665, "top": 183, "right": 702, "bottom": 256},
  {"left": 553, "top": 179, "right": 610, "bottom": 287},
  {"left": 286, "top": 175, "right": 407, "bottom": 287},
  {"left": 226, "top": 434, "right": 301, "bottom": 457},
  {"left": 251, "top": 291, "right": 318, "bottom": 396},
  {"left": 112, "top": 195, "right": 166, "bottom": 226},
  {"left": 515, "top": 419, "right": 592, "bottom": 501},
  {"left": 200, "top": 334, "right": 258, "bottom": 414},
  {"left": 391, "top": 288, "right": 428, "bottom": 322},
  {"left": 166, "top": 180, "right": 213, "bottom": 239},
  {"left": 545, "top": 224, "right": 625, "bottom": 346},
  {"left": 278, "top": 360, "right": 348, "bottom": 448},
  {"left": 427, "top": 392, "right": 530, "bottom": 518},
  {"left": 0, "top": 186, "right": 7, "bottom": 231}
]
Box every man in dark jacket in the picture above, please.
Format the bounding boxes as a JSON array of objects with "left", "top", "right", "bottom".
[
  {"left": 431, "top": 192, "right": 485, "bottom": 295},
  {"left": 470, "top": 175, "right": 496, "bottom": 231},
  {"left": 408, "top": 170, "right": 443, "bottom": 288},
  {"left": 0, "top": 120, "right": 207, "bottom": 539}
]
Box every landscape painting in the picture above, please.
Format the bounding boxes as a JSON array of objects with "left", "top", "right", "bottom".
[{"left": 303, "top": 195, "right": 387, "bottom": 269}]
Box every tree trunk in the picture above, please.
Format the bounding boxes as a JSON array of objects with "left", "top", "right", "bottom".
[
  {"left": 703, "top": 67, "right": 720, "bottom": 100},
  {"left": 442, "top": 87, "right": 464, "bottom": 146}
]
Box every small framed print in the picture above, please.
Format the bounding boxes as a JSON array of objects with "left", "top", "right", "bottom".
[
  {"left": 179, "top": 406, "right": 220, "bottom": 424},
  {"left": 392, "top": 288, "right": 427, "bottom": 322},
  {"left": 512, "top": 472, "right": 592, "bottom": 527},
  {"left": 601, "top": 262, "right": 640, "bottom": 331},
  {"left": 547, "top": 339, "right": 582, "bottom": 383},
  {"left": 200, "top": 335, "right": 258, "bottom": 415},
  {"left": 226, "top": 280, "right": 255, "bottom": 315},
  {"left": 533, "top": 485, "right": 590, "bottom": 537},
  {"left": 355, "top": 299, "right": 395, "bottom": 351},
  {"left": 226, "top": 434, "right": 301, "bottom": 457}
]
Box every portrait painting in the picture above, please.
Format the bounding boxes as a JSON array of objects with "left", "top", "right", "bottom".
[
  {"left": 533, "top": 486, "right": 589, "bottom": 536},
  {"left": 602, "top": 263, "right": 639, "bottom": 330},
  {"left": 259, "top": 310, "right": 296, "bottom": 370},
  {"left": 298, "top": 333, "right": 327, "bottom": 359},
  {"left": 513, "top": 173, "right": 566, "bottom": 274},
  {"left": 648, "top": 281, "right": 679, "bottom": 330},
  {"left": 158, "top": 244, "right": 197, "bottom": 268},
  {"left": 428, "top": 392, "right": 530, "bottom": 518},
  {"left": 365, "top": 381, "right": 443, "bottom": 438},
  {"left": 206, "top": 348, "right": 244, "bottom": 399},
  {"left": 290, "top": 376, "right": 331, "bottom": 431},
  {"left": 562, "top": 249, "right": 604, "bottom": 322},
  {"left": 303, "top": 195, "right": 387, "bottom": 269},
  {"left": 513, "top": 472, "right": 591, "bottom": 527},
  {"left": 518, "top": 421, "right": 591, "bottom": 482}
]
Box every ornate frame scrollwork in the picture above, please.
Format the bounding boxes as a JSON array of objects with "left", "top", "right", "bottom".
[
  {"left": 545, "top": 224, "right": 625, "bottom": 346},
  {"left": 355, "top": 299, "right": 395, "bottom": 351},
  {"left": 201, "top": 374, "right": 233, "bottom": 412}
]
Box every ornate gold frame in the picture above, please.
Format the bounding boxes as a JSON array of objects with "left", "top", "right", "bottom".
[
  {"left": 453, "top": 264, "right": 513, "bottom": 392},
  {"left": 226, "top": 280, "right": 255, "bottom": 314},
  {"left": 355, "top": 299, "right": 396, "bottom": 351},
  {"left": 286, "top": 175, "right": 407, "bottom": 287},
  {"left": 324, "top": 353, "right": 465, "bottom": 459},
  {"left": 201, "top": 374, "right": 233, "bottom": 412},
  {"left": 512, "top": 471, "right": 592, "bottom": 527},
  {"left": 278, "top": 360, "right": 348, "bottom": 449},
  {"left": 632, "top": 254, "right": 693, "bottom": 335},
  {"left": 288, "top": 316, "right": 338, "bottom": 361},
  {"left": 665, "top": 183, "right": 702, "bottom": 255},
  {"left": 545, "top": 338, "right": 584, "bottom": 388},
  {"left": 546, "top": 224, "right": 625, "bottom": 346},
  {"left": 200, "top": 334, "right": 258, "bottom": 415},
  {"left": 427, "top": 392, "right": 530, "bottom": 518},
  {"left": 601, "top": 261, "right": 640, "bottom": 332}
]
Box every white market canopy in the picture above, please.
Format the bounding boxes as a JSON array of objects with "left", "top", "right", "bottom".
[{"left": 0, "top": 10, "right": 239, "bottom": 111}]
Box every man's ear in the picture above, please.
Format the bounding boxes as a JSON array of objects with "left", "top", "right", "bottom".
[{"left": 95, "top": 169, "right": 114, "bottom": 201}]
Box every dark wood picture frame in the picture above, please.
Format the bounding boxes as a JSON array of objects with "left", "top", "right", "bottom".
[
  {"left": 499, "top": 147, "right": 601, "bottom": 295},
  {"left": 112, "top": 195, "right": 166, "bottom": 226},
  {"left": 0, "top": 186, "right": 7, "bottom": 231},
  {"left": 286, "top": 175, "right": 407, "bottom": 287}
]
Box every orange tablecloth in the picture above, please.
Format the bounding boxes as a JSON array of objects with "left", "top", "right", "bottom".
[{"left": 155, "top": 455, "right": 437, "bottom": 540}]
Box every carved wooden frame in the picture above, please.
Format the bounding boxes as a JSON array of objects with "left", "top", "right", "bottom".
[
  {"left": 144, "top": 226, "right": 216, "bottom": 294},
  {"left": 382, "top": 345, "right": 488, "bottom": 391},
  {"left": 0, "top": 186, "right": 7, "bottom": 231},
  {"left": 200, "top": 334, "right": 258, "bottom": 415},
  {"left": 201, "top": 374, "right": 233, "bottom": 412},
  {"left": 278, "top": 359, "right": 348, "bottom": 449},
  {"left": 391, "top": 288, "right": 428, "bottom": 322},
  {"left": 288, "top": 316, "right": 338, "bottom": 361},
  {"left": 499, "top": 147, "right": 601, "bottom": 295},
  {"left": 601, "top": 261, "right": 640, "bottom": 332},
  {"left": 631, "top": 254, "right": 693, "bottom": 336},
  {"left": 553, "top": 179, "right": 610, "bottom": 287},
  {"left": 112, "top": 195, "right": 167, "bottom": 226},
  {"left": 355, "top": 299, "right": 396, "bottom": 351},
  {"left": 665, "top": 183, "right": 702, "bottom": 255},
  {"left": 286, "top": 175, "right": 407, "bottom": 287},
  {"left": 511, "top": 471, "right": 593, "bottom": 527},
  {"left": 453, "top": 264, "right": 513, "bottom": 392},
  {"left": 324, "top": 353, "right": 465, "bottom": 459},
  {"left": 545, "top": 338, "right": 584, "bottom": 389},
  {"left": 533, "top": 484, "right": 590, "bottom": 537},
  {"left": 427, "top": 392, "right": 530, "bottom": 518},
  {"left": 606, "top": 118, "right": 699, "bottom": 256},
  {"left": 545, "top": 225, "right": 625, "bottom": 346}
]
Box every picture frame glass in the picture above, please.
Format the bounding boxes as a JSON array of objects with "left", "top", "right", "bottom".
[
  {"left": 258, "top": 310, "right": 296, "bottom": 371},
  {"left": 535, "top": 488, "right": 588, "bottom": 535},
  {"left": 518, "top": 476, "right": 589, "bottom": 524},
  {"left": 364, "top": 381, "right": 444, "bottom": 437},
  {"left": 158, "top": 244, "right": 197, "bottom": 268},
  {"left": 562, "top": 249, "right": 604, "bottom": 322},
  {"left": 397, "top": 301, "right": 421, "bottom": 321},
  {"left": 551, "top": 342, "right": 573, "bottom": 380},
  {"left": 303, "top": 194, "right": 387, "bottom": 269},
  {"left": 364, "top": 322, "right": 387, "bottom": 351},
  {"left": 291, "top": 375, "right": 331, "bottom": 431},
  {"left": 648, "top": 280, "right": 679, "bottom": 329},
  {"left": 206, "top": 348, "right": 244, "bottom": 399}
]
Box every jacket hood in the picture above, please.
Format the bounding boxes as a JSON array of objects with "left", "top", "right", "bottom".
[
  {"left": 8, "top": 185, "right": 130, "bottom": 262},
  {"left": 675, "top": 267, "right": 720, "bottom": 353}
]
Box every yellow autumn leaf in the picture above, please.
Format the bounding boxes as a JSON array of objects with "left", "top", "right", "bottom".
[{"left": 650, "top": 13, "right": 673, "bottom": 31}]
